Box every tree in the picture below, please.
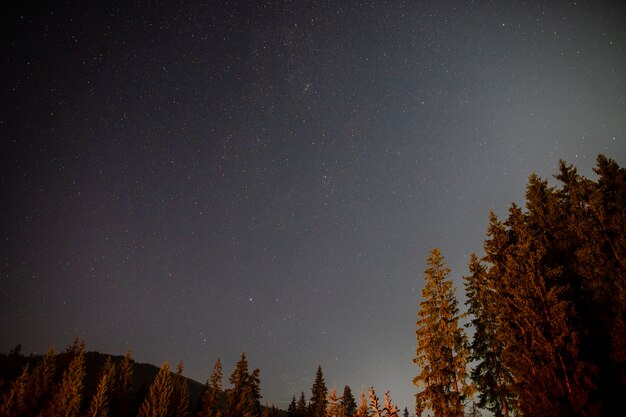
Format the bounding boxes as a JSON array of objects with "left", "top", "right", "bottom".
[
  {"left": 84, "top": 357, "right": 116, "bottom": 417},
  {"left": 40, "top": 340, "right": 86, "bottom": 417},
  {"left": 112, "top": 351, "right": 133, "bottom": 417},
  {"left": 288, "top": 396, "right": 297, "bottom": 417},
  {"left": 137, "top": 362, "right": 173, "bottom": 417},
  {"left": 227, "top": 353, "right": 261, "bottom": 417},
  {"left": 355, "top": 386, "right": 369, "bottom": 417},
  {"left": 0, "top": 363, "right": 30, "bottom": 417},
  {"left": 297, "top": 391, "right": 309, "bottom": 417},
  {"left": 414, "top": 249, "right": 470, "bottom": 417},
  {"left": 310, "top": 366, "right": 328, "bottom": 417},
  {"left": 368, "top": 388, "right": 398, "bottom": 417},
  {"left": 464, "top": 251, "right": 515, "bottom": 417},
  {"left": 27, "top": 346, "right": 56, "bottom": 415},
  {"left": 169, "top": 361, "right": 190, "bottom": 417},
  {"left": 341, "top": 385, "right": 357, "bottom": 417},
  {"left": 198, "top": 358, "right": 223, "bottom": 417},
  {"left": 326, "top": 386, "right": 342, "bottom": 417}
]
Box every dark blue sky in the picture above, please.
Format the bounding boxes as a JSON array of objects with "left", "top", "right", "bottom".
[{"left": 2, "top": 0, "right": 625, "bottom": 411}]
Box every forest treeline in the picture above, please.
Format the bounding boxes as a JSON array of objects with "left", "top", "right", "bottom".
[
  {"left": 414, "top": 155, "right": 625, "bottom": 417},
  {"left": 1, "top": 154, "right": 624, "bottom": 417}
]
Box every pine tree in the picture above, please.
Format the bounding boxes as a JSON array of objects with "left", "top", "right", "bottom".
[
  {"left": 40, "top": 340, "right": 86, "bottom": 417},
  {"left": 0, "top": 363, "right": 30, "bottom": 417},
  {"left": 169, "top": 361, "right": 190, "bottom": 417},
  {"left": 288, "top": 396, "right": 297, "bottom": 417},
  {"left": 137, "top": 362, "right": 173, "bottom": 417},
  {"left": 402, "top": 407, "right": 408, "bottom": 417},
  {"left": 27, "top": 346, "right": 56, "bottom": 415},
  {"left": 309, "top": 366, "right": 328, "bottom": 417},
  {"left": 84, "top": 357, "right": 115, "bottom": 417},
  {"left": 464, "top": 251, "right": 515, "bottom": 417},
  {"left": 198, "top": 358, "right": 223, "bottom": 417},
  {"left": 227, "top": 353, "right": 261, "bottom": 417},
  {"left": 297, "top": 391, "right": 309, "bottom": 417},
  {"left": 414, "top": 249, "right": 470, "bottom": 417},
  {"left": 368, "top": 388, "right": 398, "bottom": 417},
  {"left": 112, "top": 350, "right": 133, "bottom": 417},
  {"left": 326, "top": 386, "right": 342, "bottom": 417},
  {"left": 341, "top": 386, "right": 357, "bottom": 417},
  {"left": 355, "top": 386, "right": 369, "bottom": 417}
]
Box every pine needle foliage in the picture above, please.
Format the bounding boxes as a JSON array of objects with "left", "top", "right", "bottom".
[
  {"left": 137, "top": 362, "right": 173, "bottom": 417},
  {"left": 198, "top": 358, "right": 223, "bottom": 417},
  {"left": 414, "top": 248, "right": 471, "bottom": 417}
]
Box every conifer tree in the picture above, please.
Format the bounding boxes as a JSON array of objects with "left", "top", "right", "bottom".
[
  {"left": 227, "top": 353, "right": 261, "bottom": 417},
  {"left": 464, "top": 252, "right": 514, "bottom": 417},
  {"left": 27, "top": 346, "right": 56, "bottom": 415},
  {"left": 0, "top": 363, "right": 30, "bottom": 417},
  {"left": 84, "top": 357, "right": 115, "bottom": 417},
  {"left": 368, "top": 388, "right": 398, "bottom": 417},
  {"left": 341, "top": 385, "right": 357, "bottom": 417},
  {"left": 414, "top": 249, "right": 470, "bottom": 417},
  {"left": 326, "top": 386, "right": 342, "bottom": 417},
  {"left": 40, "top": 340, "right": 86, "bottom": 417},
  {"left": 402, "top": 407, "right": 408, "bottom": 417},
  {"left": 169, "top": 361, "right": 191, "bottom": 417},
  {"left": 309, "top": 366, "right": 328, "bottom": 417},
  {"left": 297, "top": 391, "right": 309, "bottom": 417},
  {"left": 355, "top": 386, "right": 369, "bottom": 417},
  {"left": 137, "top": 362, "right": 173, "bottom": 417},
  {"left": 112, "top": 351, "right": 133, "bottom": 417},
  {"left": 288, "top": 396, "right": 297, "bottom": 417},
  {"left": 198, "top": 358, "right": 223, "bottom": 417}
]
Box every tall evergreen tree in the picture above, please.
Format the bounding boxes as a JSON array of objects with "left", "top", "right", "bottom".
[
  {"left": 137, "top": 362, "right": 173, "bottom": 417},
  {"left": 84, "top": 357, "right": 115, "bottom": 417},
  {"left": 414, "top": 249, "right": 470, "bottom": 417},
  {"left": 341, "top": 385, "right": 357, "bottom": 417},
  {"left": 227, "top": 353, "right": 261, "bottom": 417},
  {"left": 198, "top": 358, "right": 223, "bottom": 417},
  {"left": 112, "top": 351, "right": 133, "bottom": 417},
  {"left": 27, "top": 346, "right": 56, "bottom": 415},
  {"left": 40, "top": 340, "right": 86, "bottom": 417},
  {"left": 355, "top": 387, "right": 369, "bottom": 417},
  {"left": 0, "top": 363, "right": 30, "bottom": 417},
  {"left": 309, "top": 366, "right": 328, "bottom": 417},
  {"left": 287, "top": 396, "right": 297, "bottom": 417},
  {"left": 169, "top": 361, "right": 190, "bottom": 417},
  {"left": 297, "top": 391, "right": 309, "bottom": 417},
  {"left": 464, "top": 251, "right": 515, "bottom": 417},
  {"left": 326, "top": 386, "right": 342, "bottom": 417}
]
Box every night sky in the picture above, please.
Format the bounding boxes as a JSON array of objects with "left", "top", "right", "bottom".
[{"left": 1, "top": 0, "right": 625, "bottom": 411}]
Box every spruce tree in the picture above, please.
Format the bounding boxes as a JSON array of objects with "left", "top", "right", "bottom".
[
  {"left": 288, "top": 396, "right": 297, "bottom": 417},
  {"left": 84, "top": 357, "right": 115, "bottom": 417},
  {"left": 464, "top": 252, "right": 514, "bottom": 417},
  {"left": 27, "top": 346, "right": 56, "bottom": 415},
  {"left": 227, "top": 353, "right": 261, "bottom": 417},
  {"left": 0, "top": 363, "right": 30, "bottom": 417},
  {"left": 414, "top": 249, "right": 470, "bottom": 417},
  {"left": 40, "top": 340, "right": 86, "bottom": 417},
  {"left": 326, "top": 386, "right": 342, "bottom": 417},
  {"left": 169, "top": 361, "right": 191, "bottom": 417},
  {"left": 137, "top": 362, "right": 173, "bottom": 417},
  {"left": 341, "top": 385, "right": 357, "bottom": 417},
  {"left": 309, "top": 366, "right": 328, "bottom": 417},
  {"left": 355, "top": 386, "right": 368, "bottom": 417},
  {"left": 112, "top": 351, "right": 133, "bottom": 417},
  {"left": 297, "top": 391, "right": 309, "bottom": 417},
  {"left": 198, "top": 358, "right": 223, "bottom": 417}
]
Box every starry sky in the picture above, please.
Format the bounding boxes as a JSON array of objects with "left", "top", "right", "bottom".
[{"left": 1, "top": 0, "right": 625, "bottom": 411}]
